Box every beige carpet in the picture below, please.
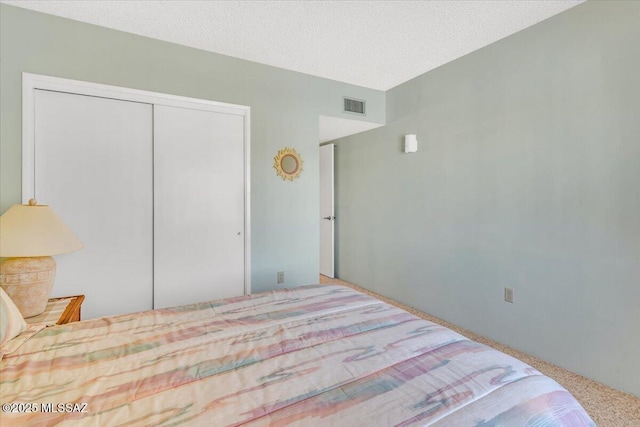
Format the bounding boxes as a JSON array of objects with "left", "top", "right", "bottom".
[{"left": 320, "top": 275, "right": 640, "bottom": 427}]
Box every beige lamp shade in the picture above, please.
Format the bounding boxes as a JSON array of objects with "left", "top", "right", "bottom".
[
  {"left": 0, "top": 200, "right": 83, "bottom": 257},
  {"left": 0, "top": 200, "right": 83, "bottom": 317}
]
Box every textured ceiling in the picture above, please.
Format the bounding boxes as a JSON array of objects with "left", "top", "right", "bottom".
[{"left": 3, "top": 0, "right": 583, "bottom": 91}]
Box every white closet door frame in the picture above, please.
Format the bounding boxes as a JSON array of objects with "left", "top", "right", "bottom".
[{"left": 22, "top": 72, "right": 251, "bottom": 296}]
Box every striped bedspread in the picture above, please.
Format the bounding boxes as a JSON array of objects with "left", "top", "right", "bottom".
[{"left": 0, "top": 285, "right": 594, "bottom": 426}]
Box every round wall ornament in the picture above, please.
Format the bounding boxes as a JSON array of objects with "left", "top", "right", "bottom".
[{"left": 273, "top": 147, "right": 303, "bottom": 181}]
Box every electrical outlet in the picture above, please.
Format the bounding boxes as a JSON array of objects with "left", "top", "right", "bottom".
[
  {"left": 277, "top": 271, "right": 285, "bottom": 284},
  {"left": 504, "top": 287, "right": 514, "bottom": 303}
]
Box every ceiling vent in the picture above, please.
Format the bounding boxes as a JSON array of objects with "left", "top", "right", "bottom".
[{"left": 343, "top": 97, "right": 366, "bottom": 115}]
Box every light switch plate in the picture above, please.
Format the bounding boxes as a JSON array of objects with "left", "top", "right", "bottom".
[{"left": 504, "top": 287, "right": 514, "bottom": 303}]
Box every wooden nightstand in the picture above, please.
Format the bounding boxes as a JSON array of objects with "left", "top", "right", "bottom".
[{"left": 25, "top": 295, "right": 85, "bottom": 325}]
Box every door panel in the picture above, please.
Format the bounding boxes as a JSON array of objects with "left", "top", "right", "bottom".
[
  {"left": 320, "top": 143, "right": 335, "bottom": 277},
  {"left": 153, "top": 105, "right": 245, "bottom": 309},
  {"left": 34, "top": 89, "right": 153, "bottom": 319}
]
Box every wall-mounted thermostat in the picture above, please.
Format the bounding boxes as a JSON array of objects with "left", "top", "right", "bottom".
[{"left": 404, "top": 134, "right": 418, "bottom": 153}]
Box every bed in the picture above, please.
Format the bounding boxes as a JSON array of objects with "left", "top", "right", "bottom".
[{"left": 0, "top": 284, "right": 595, "bottom": 426}]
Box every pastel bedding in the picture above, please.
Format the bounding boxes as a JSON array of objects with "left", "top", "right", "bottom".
[{"left": 0, "top": 285, "right": 595, "bottom": 426}]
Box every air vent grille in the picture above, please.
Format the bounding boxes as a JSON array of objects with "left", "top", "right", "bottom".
[{"left": 343, "top": 97, "right": 366, "bottom": 115}]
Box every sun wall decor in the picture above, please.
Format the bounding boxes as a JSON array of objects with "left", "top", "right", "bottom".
[{"left": 273, "top": 147, "right": 303, "bottom": 181}]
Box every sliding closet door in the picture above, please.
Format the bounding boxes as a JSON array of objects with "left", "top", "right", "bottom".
[
  {"left": 33, "top": 89, "right": 153, "bottom": 319},
  {"left": 153, "top": 105, "right": 245, "bottom": 308}
]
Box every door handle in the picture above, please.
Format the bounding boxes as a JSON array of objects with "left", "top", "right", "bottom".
[{"left": 323, "top": 216, "right": 336, "bottom": 220}]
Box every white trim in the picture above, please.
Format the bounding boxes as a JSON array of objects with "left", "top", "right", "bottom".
[
  {"left": 22, "top": 73, "right": 249, "bottom": 115},
  {"left": 243, "top": 112, "right": 252, "bottom": 296},
  {"left": 22, "top": 72, "right": 251, "bottom": 295},
  {"left": 22, "top": 78, "right": 36, "bottom": 202}
]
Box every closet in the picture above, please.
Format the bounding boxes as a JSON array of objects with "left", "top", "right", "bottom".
[{"left": 23, "top": 74, "right": 250, "bottom": 319}]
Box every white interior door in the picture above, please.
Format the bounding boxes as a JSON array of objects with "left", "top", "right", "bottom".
[
  {"left": 320, "top": 143, "right": 335, "bottom": 277},
  {"left": 33, "top": 89, "right": 153, "bottom": 319},
  {"left": 153, "top": 105, "right": 245, "bottom": 309}
]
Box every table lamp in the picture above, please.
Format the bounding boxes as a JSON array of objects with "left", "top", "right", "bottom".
[{"left": 0, "top": 199, "right": 82, "bottom": 317}]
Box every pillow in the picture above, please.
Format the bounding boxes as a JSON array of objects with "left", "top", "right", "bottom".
[{"left": 0, "top": 287, "right": 27, "bottom": 347}]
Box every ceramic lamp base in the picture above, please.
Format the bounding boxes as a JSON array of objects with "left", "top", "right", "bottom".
[{"left": 0, "top": 256, "right": 56, "bottom": 318}]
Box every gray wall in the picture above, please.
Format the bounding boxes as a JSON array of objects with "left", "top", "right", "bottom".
[
  {"left": 0, "top": 4, "right": 384, "bottom": 293},
  {"left": 333, "top": 1, "right": 640, "bottom": 396}
]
